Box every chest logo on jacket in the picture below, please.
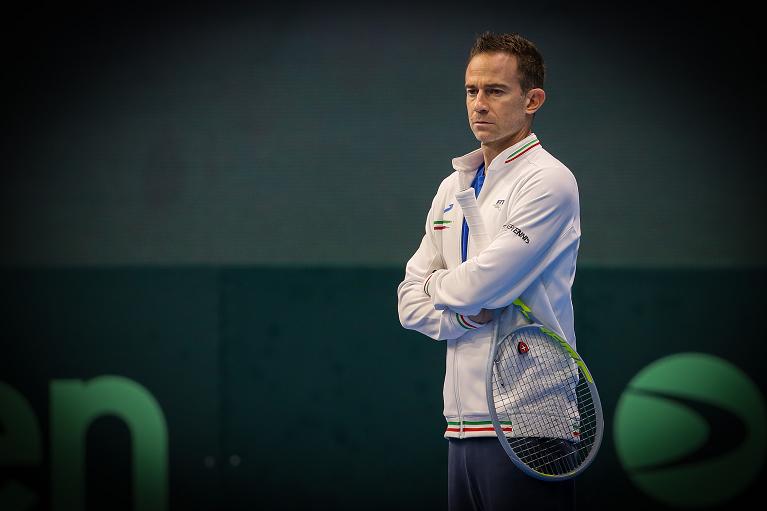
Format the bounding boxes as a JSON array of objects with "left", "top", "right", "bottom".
[{"left": 436, "top": 203, "right": 455, "bottom": 230}]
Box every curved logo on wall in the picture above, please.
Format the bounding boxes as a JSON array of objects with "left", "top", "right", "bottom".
[{"left": 614, "top": 353, "right": 766, "bottom": 508}]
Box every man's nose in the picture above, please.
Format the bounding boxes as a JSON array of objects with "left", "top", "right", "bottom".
[{"left": 473, "top": 91, "right": 489, "bottom": 113}]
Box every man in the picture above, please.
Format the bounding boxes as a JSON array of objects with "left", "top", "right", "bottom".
[{"left": 397, "top": 32, "right": 580, "bottom": 510}]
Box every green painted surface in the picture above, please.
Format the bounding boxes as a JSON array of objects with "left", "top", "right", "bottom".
[{"left": 0, "top": 267, "right": 765, "bottom": 510}]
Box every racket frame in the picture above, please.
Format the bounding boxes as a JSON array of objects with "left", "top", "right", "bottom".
[
  {"left": 454, "top": 184, "right": 603, "bottom": 480},
  {"left": 485, "top": 307, "right": 604, "bottom": 481}
]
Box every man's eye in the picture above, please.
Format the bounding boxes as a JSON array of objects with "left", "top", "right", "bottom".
[
  {"left": 490, "top": 89, "right": 504, "bottom": 95},
  {"left": 466, "top": 89, "right": 477, "bottom": 96}
]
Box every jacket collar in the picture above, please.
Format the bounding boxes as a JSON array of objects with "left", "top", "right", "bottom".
[{"left": 451, "top": 132, "right": 541, "bottom": 175}]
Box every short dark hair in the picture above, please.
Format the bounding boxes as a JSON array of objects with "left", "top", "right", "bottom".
[{"left": 468, "top": 32, "right": 545, "bottom": 93}]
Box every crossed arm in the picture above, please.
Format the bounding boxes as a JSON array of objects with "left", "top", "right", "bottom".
[{"left": 397, "top": 167, "right": 578, "bottom": 341}]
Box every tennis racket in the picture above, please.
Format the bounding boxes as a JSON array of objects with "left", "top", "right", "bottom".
[{"left": 455, "top": 188, "right": 603, "bottom": 481}]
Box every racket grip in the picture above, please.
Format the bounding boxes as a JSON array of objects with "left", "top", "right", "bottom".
[{"left": 455, "top": 188, "right": 491, "bottom": 252}]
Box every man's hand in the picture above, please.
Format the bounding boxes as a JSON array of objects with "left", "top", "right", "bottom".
[{"left": 468, "top": 308, "right": 494, "bottom": 324}]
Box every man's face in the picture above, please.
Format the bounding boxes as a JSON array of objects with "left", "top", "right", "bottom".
[{"left": 465, "top": 52, "right": 529, "bottom": 148}]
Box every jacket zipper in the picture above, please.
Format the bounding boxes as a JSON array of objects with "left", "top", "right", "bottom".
[{"left": 453, "top": 341, "right": 463, "bottom": 437}]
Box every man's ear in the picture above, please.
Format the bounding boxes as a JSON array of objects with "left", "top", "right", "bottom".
[{"left": 525, "top": 88, "right": 546, "bottom": 114}]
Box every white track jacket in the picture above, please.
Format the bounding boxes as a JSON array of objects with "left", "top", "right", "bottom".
[{"left": 397, "top": 133, "right": 581, "bottom": 439}]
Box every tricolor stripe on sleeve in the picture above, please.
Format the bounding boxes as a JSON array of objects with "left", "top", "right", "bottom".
[
  {"left": 456, "top": 313, "right": 479, "bottom": 329},
  {"left": 423, "top": 272, "right": 435, "bottom": 296}
]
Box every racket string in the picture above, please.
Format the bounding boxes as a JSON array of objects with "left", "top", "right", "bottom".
[{"left": 491, "top": 327, "right": 599, "bottom": 476}]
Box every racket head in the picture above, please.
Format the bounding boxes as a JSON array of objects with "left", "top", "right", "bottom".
[{"left": 486, "top": 320, "right": 604, "bottom": 481}]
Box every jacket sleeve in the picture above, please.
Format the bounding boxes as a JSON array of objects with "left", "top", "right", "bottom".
[
  {"left": 397, "top": 191, "right": 486, "bottom": 340},
  {"left": 427, "top": 166, "right": 579, "bottom": 316}
]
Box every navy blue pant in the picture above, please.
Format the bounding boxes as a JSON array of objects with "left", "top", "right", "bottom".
[{"left": 448, "top": 437, "right": 576, "bottom": 511}]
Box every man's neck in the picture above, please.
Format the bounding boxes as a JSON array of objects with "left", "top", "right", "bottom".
[{"left": 481, "top": 128, "right": 532, "bottom": 169}]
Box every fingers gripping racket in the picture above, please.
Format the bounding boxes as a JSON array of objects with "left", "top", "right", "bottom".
[{"left": 455, "top": 188, "right": 604, "bottom": 481}]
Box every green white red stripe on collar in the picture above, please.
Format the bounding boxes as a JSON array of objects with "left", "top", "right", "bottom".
[{"left": 504, "top": 136, "right": 540, "bottom": 164}]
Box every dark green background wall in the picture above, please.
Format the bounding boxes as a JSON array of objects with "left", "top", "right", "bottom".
[
  {"left": 2, "top": 1, "right": 765, "bottom": 267},
  {"left": 2, "top": 267, "right": 766, "bottom": 510},
  {"left": 2, "top": 1, "right": 765, "bottom": 509}
]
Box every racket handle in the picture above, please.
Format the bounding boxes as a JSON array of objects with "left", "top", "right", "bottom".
[{"left": 455, "top": 188, "right": 491, "bottom": 252}]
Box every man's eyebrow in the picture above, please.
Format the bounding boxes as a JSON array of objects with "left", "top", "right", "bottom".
[{"left": 464, "top": 83, "right": 510, "bottom": 89}]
